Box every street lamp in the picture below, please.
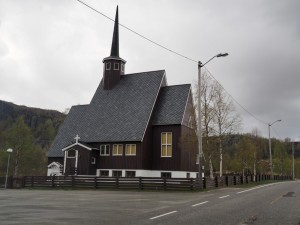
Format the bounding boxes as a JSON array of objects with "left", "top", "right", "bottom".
[
  {"left": 5, "top": 148, "right": 13, "bottom": 189},
  {"left": 198, "top": 53, "right": 228, "bottom": 189},
  {"left": 268, "top": 119, "right": 281, "bottom": 179}
]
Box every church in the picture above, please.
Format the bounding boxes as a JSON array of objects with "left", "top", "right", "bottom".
[{"left": 47, "top": 7, "right": 198, "bottom": 178}]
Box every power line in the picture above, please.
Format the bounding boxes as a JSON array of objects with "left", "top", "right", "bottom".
[
  {"left": 76, "top": 0, "right": 269, "bottom": 127},
  {"left": 76, "top": 0, "right": 197, "bottom": 63},
  {"left": 202, "top": 66, "right": 268, "bottom": 125}
]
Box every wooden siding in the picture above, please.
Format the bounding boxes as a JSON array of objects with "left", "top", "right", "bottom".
[
  {"left": 64, "top": 145, "right": 99, "bottom": 175},
  {"left": 182, "top": 89, "right": 196, "bottom": 128},
  {"left": 180, "top": 125, "right": 198, "bottom": 172},
  {"left": 98, "top": 142, "right": 143, "bottom": 170},
  {"left": 152, "top": 125, "right": 181, "bottom": 171}
]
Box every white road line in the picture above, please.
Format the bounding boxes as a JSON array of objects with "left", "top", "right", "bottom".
[
  {"left": 236, "top": 183, "right": 279, "bottom": 194},
  {"left": 150, "top": 211, "right": 177, "bottom": 220},
  {"left": 219, "top": 195, "right": 230, "bottom": 199},
  {"left": 192, "top": 201, "right": 209, "bottom": 207}
]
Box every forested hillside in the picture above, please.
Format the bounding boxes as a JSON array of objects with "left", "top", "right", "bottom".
[{"left": 0, "top": 100, "right": 65, "bottom": 176}]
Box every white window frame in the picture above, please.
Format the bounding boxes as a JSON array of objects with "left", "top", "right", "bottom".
[
  {"left": 114, "top": 62, "right": 119, "bottom": 70},
  {"left": 125, "top": 171, "right": 136, "bottom": 177},
  {"left": 112, "top": 170, "right": 122, "bottom": 177},
  {"left": 113, "top": 144, "right": 123, "bottom": 156},
  {"left": 100, "top": 144, "right": 110, "bottom": 156},
  {"left": 125, "top": 144, "right": 136, "bottom": 156},
  {"left": 67, "top": 149, "right": 76, "bottom": 158},
  {"left": 100, "top": 170, "right": 109, "bottom": 177},
  {"left": 161, "top": 172, "right": 172, "bottom": 178},
  {"left": 161, "top": 132, "right": 172, "bottom": 157},
  {"left": 106, "top": 62, "right": 111, "bottom": 70}
]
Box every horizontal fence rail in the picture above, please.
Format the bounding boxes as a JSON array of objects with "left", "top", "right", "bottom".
[{"left": 1, "top": 174, "right": 292, "bottom": 191}]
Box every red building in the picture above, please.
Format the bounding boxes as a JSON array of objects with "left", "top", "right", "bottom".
[{"left": 47, "top": 7, "right": 198, "bottom": 178}]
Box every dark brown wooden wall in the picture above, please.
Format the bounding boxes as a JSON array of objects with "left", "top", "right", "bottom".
[
  {"left": 152, "top": 125, "right": 181, "bottom": 171},
  {"left": 98, "top": 142, "right": 143, "bottom": 170},
  {"left": 180, "top": 125, "right": 198, "bottom": 172}
]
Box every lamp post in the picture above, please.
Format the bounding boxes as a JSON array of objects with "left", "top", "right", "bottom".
[
  {"left": 292, "top": 141, "right": 295, "bottom": 180},
  {"left": 268, "top": 119, "right": 281, "bottom": 179},
  {"left": 5, "top": 148, "right": 13, "bottom": 189},
  {"left": 198, "top": 53, "right": 228, "bottom": 189}
]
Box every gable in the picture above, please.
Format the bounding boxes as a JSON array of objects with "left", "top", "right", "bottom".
[
  {"left": 152, "top": 84, "right": 191, "bottom": 126},
  {"left": 62, "top": 142, "right": 93, "bottom": 151},
  {"left": 48, "top": 70, "right": 165, "bottom": 157}
]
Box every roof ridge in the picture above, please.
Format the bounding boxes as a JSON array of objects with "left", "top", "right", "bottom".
[
  {"left": 124, "top": 69, "right": 165, "bottom": 76},
  {"left": 162, "top": 84, "right": 191, "bottom": 88}
]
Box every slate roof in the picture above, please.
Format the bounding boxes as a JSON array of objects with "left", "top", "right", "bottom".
[
  {"left": 152, "top": 84, "right": 191, "bottom": 125},
  {"left": 48, "top": 70, "right": 166, "bottom": 157}
]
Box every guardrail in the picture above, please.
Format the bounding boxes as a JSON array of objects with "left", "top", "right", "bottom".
[{"left": 1, "top": 174, "right": 292, "bottom": 191}]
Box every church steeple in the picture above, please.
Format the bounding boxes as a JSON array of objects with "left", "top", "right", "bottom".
[
  {"left": 110, "top": 6, "right": 119, "bottom": 57},
  {"left": 102, "top": 6, "right": 126, "bottom": 90}
]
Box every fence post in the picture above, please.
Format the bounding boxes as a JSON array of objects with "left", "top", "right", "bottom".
[
  {"left": 22, "top": 176, "right": 26, "bottom": 188},
  {"left": 203, "top": 177, "right": 206, "bottom": 189},
  {"left": 116, "top": 177, "right": 119, "bottom": 189},
  {"left": 139, "top": 177, "right": 143, "bottom": 190},
  {"left": 31, "top": 176, "right": 34, "bottom": 188},
  {"left": 71, "top": 176, "right": 75, "bottom": 188},
  {"left": 163, "top": 178, "right": 166, "bottom": 191},
  {"left": 190, "top": 178, "right": 194, "bottom": 191},
  {"left": 94, "top": 177, "right": 97, "bottom": 189},
  {"left": 51, "top": 176, "right": 55, "bottom": 188}
]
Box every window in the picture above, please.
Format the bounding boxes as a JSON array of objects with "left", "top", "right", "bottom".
[
  {"left": 125, "top": 171, "right": 136, "bottom": 177},
  {"left": 113, "top": 144, "right": 123, "bottom": 156},
  {"left": 161, "top": 172, "right": 171, "bottom": 178},
  {"left": 161, "top": 132, "right": 172, "bottom": 157},
  {"left": 100, "top": 170, "right": 109, "bottom": 177},
  {"left": 100, "top": 145, "right": 110, "bottom": 156},
  {"left": 91, "top": 157, "right": 96, "bottom": 165},
  {"left": 125, "top": 144, "right": 136, "bottom": 156},
  {"left": 114, "top": 62, "right": 119, "bottom": 70},
  {"left": 67, "top": 149, "right": 76, "bottom": 158},
  {"left": 106, "top": 62, "right": 111, "bottom": 70},
  {"left": 121, "top": 63, "right": 124, "bottom": 72},
  {"left": 113, "top": 170, "right": 122, "bottom": 177}
]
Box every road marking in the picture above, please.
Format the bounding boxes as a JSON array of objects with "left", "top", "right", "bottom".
[
  {"left": 150, "top": 211, "right": 177, "bottom": 220},
  {"left": 236, "top": 183, "right": 279, "bottom": 194},
  {"left": 219, "top": 195, "right": 230, "bottom": 199},
  {"left": 192, "top": 201, "right": 209, "bottom": 207},
  {"left": 270, "top": 195, "right": 282, "bottom": 205}
]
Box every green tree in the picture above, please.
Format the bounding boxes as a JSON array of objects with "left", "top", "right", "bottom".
[
  {"left": 234, "top": 137, "right": 256, "bottom": 176},
  {"left": 35, "top": 119, "right": 56, "bottom": 149},
  {"left": 3, "top": 117, "right": 47, "bottom": 176},
  {"left": 273, "top": 141, "right": 290, "bottom": 175}
]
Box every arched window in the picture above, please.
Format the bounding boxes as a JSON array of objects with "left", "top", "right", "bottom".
[{"left": 67, "top": 149, "right": 76, "bottom": 158}]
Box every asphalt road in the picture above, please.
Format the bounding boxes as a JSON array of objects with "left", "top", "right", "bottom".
[{"left": 0, "top": 181, "right": 299, "bottom": 225}]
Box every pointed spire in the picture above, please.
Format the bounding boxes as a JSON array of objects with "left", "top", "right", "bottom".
[{"left": 110, "top": 6, "right": 119, "bottom": 57}]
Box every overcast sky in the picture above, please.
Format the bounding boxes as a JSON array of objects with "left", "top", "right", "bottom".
[{"left": 0, "top": 0, "right": 299, "bottom": 140}]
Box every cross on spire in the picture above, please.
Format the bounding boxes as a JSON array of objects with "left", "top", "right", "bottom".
[{"left": 74, "top": 134, "right": 80, "bottom": 143}]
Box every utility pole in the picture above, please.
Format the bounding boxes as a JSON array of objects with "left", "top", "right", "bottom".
[
  {"left": 292, "top": 142, "right": 295, "bottom": 180},
  {"left": 197, "top": 53, "right": 228, "bottom": 189},
  {"left": 268, "top": 119, "right": 281, "bottom": 179}
]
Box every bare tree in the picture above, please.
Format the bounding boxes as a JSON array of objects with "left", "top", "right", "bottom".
[{"left": 212, "top": 83, "right": 241, "bottom": 177}]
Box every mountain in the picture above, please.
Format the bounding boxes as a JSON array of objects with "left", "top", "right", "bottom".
[
  {"left": 0, "top": 100, "right": 65, "bottom": 130},
  {"left": 0, "top": 100, "right": 66, "bottom": 149}
]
